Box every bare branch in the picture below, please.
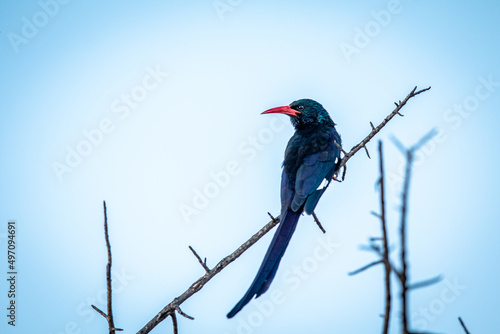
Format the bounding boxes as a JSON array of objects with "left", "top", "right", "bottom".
[
  {"left": 312, "top": 212, "right": 326, "bottom": 234},
  {"left": 410, "top": 128, "right": 438, "bottom": 152},
  {"left": 93, "top": 201, "right": 123, "bottom": 333},
  {"left": 408, "top": 275, "right": 443, "bottom": 290},
  {"left": 189, "top": 246, "right": 210, "bottom": 273},
  {"left": 136, "top": 216, "right": 281, "bottom": 333},
  {"left": 458, "top": 317, "right": 471, "bottom": 334},
  {"left": 104, "top": 201, "right": 118, "bottom": 334},
  {"left": 390, "top": 135, "right": 406, "bottom": 155},
  {"left": 337, "top": 86, "right": 431, "bottom": 174},
  {"left": 392, "top": 130, "right": 437, "bottom": 334},
  {"left": 92, "top": 305, "right": 107, "bottom": 319},
  {"left": 334, "top": 140, "right": 347, "bottom": 155},
  {"left": 378, "top": 141, "right": 392, "bottom": 334},
  {"left": 363, "top": 145, "right": 371, "bottom": 159},
  {"left": 399, "top": 144, "right": 412, "bottom": 334},
  {"left": 171, "top": 313, "right": 178, "bottom": 334},
  {"left": 348, "top": 260, "right": 384, "bottom": 276},
  {"left": 175, "top": 304, "right": 194, "bottom": 320},
  {"left": 267, "top": 212, "right": 279, "bottom": 222}
]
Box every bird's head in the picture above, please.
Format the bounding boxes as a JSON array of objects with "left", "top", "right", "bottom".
[{"left": 261, "top": 99, "right": 335, "bottom": 130}]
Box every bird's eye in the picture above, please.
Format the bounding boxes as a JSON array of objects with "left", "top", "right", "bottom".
[{"left": 297, "top": 105, "right": 304, "bottom": 111}]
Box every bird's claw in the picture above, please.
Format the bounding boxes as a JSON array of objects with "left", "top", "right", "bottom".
[{"left": 332, "top": 175, "right": 341, "bottom": 182}]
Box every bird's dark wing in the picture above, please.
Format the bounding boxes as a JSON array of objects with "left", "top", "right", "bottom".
[{"left": 291, "top": 141, "right": 340, "bottom": 213}]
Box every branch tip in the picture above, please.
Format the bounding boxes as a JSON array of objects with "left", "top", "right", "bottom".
[
  {"left": 312, "top": 212, "right": 326, "bottom": 234},
  {"left": 189, "top": 246, "right": 210, "bottom": 273},
  {"left": 458, "top": 317, "right": 471, "bottom": 334},
  {"left": 348, "top": 260, "right": 384, "bottom": 276},
  {"left": 175, "top": 306, "right": 194, "bottom": 320},
  {"left": 363, "top": 145, "right": 371, "bottom": 159}
]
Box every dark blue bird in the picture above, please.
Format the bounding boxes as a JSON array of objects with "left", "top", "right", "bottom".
[{"left": 227, "top": 99, "right": 341, "bottom": 318}]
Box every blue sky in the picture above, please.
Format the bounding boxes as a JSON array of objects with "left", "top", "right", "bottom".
[{"left": 1, "top": 0, "right": 499, "bottom": 333}]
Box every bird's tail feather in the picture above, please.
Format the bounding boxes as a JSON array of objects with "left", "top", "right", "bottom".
[{"left": 227, "top": 209, "right": 301, "bottom": 318}]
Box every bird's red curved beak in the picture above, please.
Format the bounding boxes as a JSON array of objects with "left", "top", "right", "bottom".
[{"left": 261, "top": 105, "right": 300, "bottom": 117}]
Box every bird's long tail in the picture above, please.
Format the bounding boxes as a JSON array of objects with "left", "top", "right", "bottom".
[{"left": 227, "top": 209, "right": 301, "bottom": 318}]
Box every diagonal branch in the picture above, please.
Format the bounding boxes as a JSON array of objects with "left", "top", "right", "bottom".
[
  {"left": 312, "top": 212, "right": 327, "bottom": 234},
  {"left": 137, "top": 215, "right": 281, "bottom": 334},
  {"left": 348, "top": 260, "right": 384, "bottom": 276},
  {"left": 136, "top": 86, "right": 431, "bottom": 333},
  {"left": 458, "top": 317, "right": 471, "bottom": 334},
  {"left": 189, "top": 246, "right": 210, "bottom": 273},
  {"left": 336, "top": 86, "right": 431, "bottom": 179},
  {"left": 408, "top": 275, "right": 442, "bottom": 290}
]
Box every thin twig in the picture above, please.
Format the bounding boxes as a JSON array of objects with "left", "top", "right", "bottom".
[
  {"left": 103, "top": 201, "right": 116, "bottom": 334},
  {"left": 189, "top": 246, "right": 210, "bottom": 273},
  {"left": 91, "top": 201, "right": 123, "bottom": 333},
  {"left": 458, "top": 317, "right": 471, "bottom": 334},
  {"left": 348, "top": 260, "right": 383, "bottom": 276},
  {"left": 175, "top": 304, "right": 194, "bottom": 320},
  {"left": 393, "top": 131, "right": 437, "bottom": 334},
  {"left": 334, "top": 140, "right": 348, "bottom": 155},
  {"left": 400, "top": 149, "right": 412, "bottom": 334},
  {"left": 337, "top": 86, "right": 431, "bottom": 180},
  {"left": 312, "top": 212, "right": 326, "bottom": 233},
  {"left": 363, "top": 145, "right": 371, "bottom": 159},
  {"left": 92, "top": 305, "right": 107, "bottom": 318},
  {"left": 378, "top": 141, "right": 391, "bottom": 334},
  {"left": 408, "top": 275, "right": 442, "bottom": 290}
]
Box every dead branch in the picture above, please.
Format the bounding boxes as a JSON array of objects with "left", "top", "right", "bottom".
[
  {"left": 312, "top": 212, "right": 326, "bottom": 234},
  {"left": 348, "top": 141, "right": 392, "bottom": 334},
  {"left": 408, "top": 275, "right": 442, "bottom": 290},
  {"left": 189, "top": 246, "right": 210, "bottom": 273},
  {"left": 92, "top": 201, "right": 123, "bottom": 333},
  {"left": 136, "top": 86, "right": 431, "bottom": 333},
  {"left": 378, "top": 142, "right": 392, "bottom": 334},
  {"left": 400, "top": 145, "right": 412, "bottom": 334},
  {"left": 458, "top": 317, "right": 471, "bottom": 334},
  {"left": 348, "top": 260, "right": 384, "bottom": 276},
  {"left": 336, "top": 86, "right": 431, "bottom": 180},
  {"left": 393, "top": 129, "right": 438, "bottom": 334},
  {"left": 136, "top": 215, "right": 281, "bottom": 333}
]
